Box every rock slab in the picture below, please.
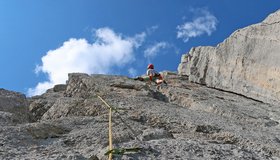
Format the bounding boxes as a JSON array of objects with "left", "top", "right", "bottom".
[
  {"left": 178, "top": 9, "right": 280, "bottom": 104},
  {"left": 2, "top": 73, "right": 280, "bottom": 159}
]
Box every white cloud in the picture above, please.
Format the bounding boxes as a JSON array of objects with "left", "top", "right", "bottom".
[
  {"left": 128, "top": 68, "right": 137, "bottom": 77},
  {"left": 27, "top": 82, "right": 53, "bottom": 96},
  {"left": 177, "top": 8, "right": 218, "bottom": 42},
  {"left": 129, "top": 32, "right": 146, "bottom": 48},
  {"left": 28, "top": 27, "right": 145, "bottom": 96},
  {"left": 146, "top": 25, "right": 159, "bottom": 35},
  {"left": 144, "top": 42, "right": 169, "bottom": 60}
]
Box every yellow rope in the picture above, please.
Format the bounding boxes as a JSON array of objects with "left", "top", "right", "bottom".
[
  {"left": 97, "top": 95, "right": 147, "bottom": 159},
  {"left": 97, "top": 95, "right": 113, "bottom": 160},
  {"left": 98, "top": 95, "right": 111, "bottom": 109},
  {"left": 108, "top": 107, "right": 113, "bottom": 160}
]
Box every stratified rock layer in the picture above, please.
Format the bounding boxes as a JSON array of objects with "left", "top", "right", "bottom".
[{"left": 178, "top": 10, "right": 280, "bottom": 104}]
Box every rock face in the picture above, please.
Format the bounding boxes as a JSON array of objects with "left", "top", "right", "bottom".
[
  {"left": 178, "top": 9, "right": 280, "bottom": 104},
  {"left": 1, "top": 73, "right": 280, "bottom": 159},
  {"left": 0, "top": 88, "right": 30, "bottom": 124},
  {"left": 1, "top": 10, "right": 280, "bottom": 160}
]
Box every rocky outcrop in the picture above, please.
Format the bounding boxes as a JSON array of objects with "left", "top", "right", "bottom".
[
  {"left": 29, "top": 84, "right": 66, "bottom": 121},
  {"left": 2, "top": 10, "right": 280, "bottom": 160},
  {"left": 178, "top": 9, "right": 280, "bottom": 104},
  {"left": 1, "top": 73, "right": 280, "bottom": 159},
  {"left": 0, "top": 88, "right": 30, "bottom": 124}
]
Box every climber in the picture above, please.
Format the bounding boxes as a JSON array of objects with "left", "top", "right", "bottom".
[{"left": 134, "top": 64, "right": 167, "bottom": 85}]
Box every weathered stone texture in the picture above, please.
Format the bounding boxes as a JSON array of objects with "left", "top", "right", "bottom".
[
  {"left": 2, "top": 73, "right": 280, "bottom": 159},
  {"left": 2, "top": 9, "right": 280, "bottom": 160},
  {"left": 178, "top": 10, "right": 280, "bottom": 104},
  {"left": 0, "top": 88, "right": 30, "bottom": 124}
]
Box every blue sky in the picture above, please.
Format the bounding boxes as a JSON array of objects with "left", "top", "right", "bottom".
[{"left": 0, "top": 0, "right": 279, "bottom": 96}]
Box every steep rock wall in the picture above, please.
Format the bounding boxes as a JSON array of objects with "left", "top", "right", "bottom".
[{"left": 178, "top": 10, "right": 280, "bottom": 104}]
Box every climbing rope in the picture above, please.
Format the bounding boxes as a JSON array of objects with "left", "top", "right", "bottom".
[
  {"left": 97, "top": 95, "right": 113, "bottom": 160},
  {"left": 97, "top": 95, "right": 146, "bottom": 159}
]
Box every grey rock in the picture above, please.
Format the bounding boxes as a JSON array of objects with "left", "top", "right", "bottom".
[
  {"left": 29, "top": 91, "right": 64, "bottom": 121},
  {"left": 0, "top": 88, "right": 30, "bottom": 124},
  {"left": 1, "top": 73, "right": 280, "bottom": 159},
  {"left": 26, "top": 122, "right": 71, "bottom": 139},
  {"left": 2, "top": 10, "right": 280, "bottom": 160},
  {"left": 0, "top": 111, "right": 18, "bottom": 125},
  {"left": 140, "top": 128, "right": 174, "bottom": 141},
  {"left": 178, "top": 9, "right": 280, "bottom": 104},
  {"left": 53, "top": 84, "right": 67, "bottom": 92}
]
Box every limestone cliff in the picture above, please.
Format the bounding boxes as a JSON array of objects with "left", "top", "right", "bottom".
[
  {"left": 178, "top": 9, "right": 280, "bottom": 104},
  {"left": 1, "top": 9, "right": 280, "bottom": 160},
  {"left": 1, "top": 73, "right": 280, "bottom": 159}
]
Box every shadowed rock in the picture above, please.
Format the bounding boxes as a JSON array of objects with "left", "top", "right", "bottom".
[{"left": 0, "top": 88, "right": 30, "bottom": 124}]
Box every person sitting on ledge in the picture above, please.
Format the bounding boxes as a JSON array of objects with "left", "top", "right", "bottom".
[{"left": 134, "top": 63, "right": 167, "bottom": 85}]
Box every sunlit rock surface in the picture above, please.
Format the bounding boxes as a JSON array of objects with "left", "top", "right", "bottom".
[{"left": 178, "top": 9, "right": 280, "bottom": 104}]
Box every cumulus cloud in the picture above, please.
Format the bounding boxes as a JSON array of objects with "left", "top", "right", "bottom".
[
  {"left": 28, "top": 27, "right": 146, "bottom": 96},
  {"left": 144, "top": 42, "right": 169, "bottom": 61},
  {"left": 177, "top": 8, "right": 218, "bottom": 42}
]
